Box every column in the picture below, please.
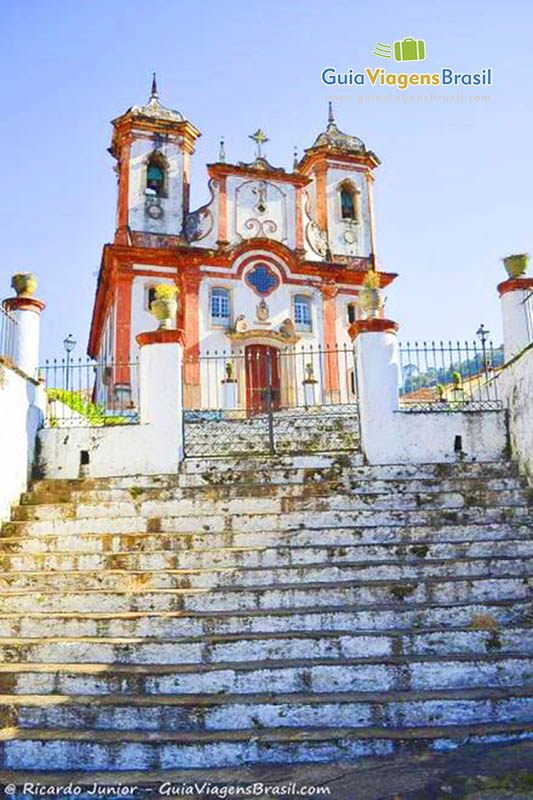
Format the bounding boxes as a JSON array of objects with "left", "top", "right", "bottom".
[
  {"left": 182, "top": 268, "right": 201, "bottom": 408},
  {"left": 497, "top": 277, "right": 533, "bottom": 361},
  {"left": 3, "top": 279, "right": 46, "bottom": 378},
  {"left": 320, "top": 282, "right": 340, "bottom": 403}
]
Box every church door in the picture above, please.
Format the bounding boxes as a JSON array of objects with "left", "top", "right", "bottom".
[{"left": 245, "top": 345, "right": 281, "bottom": 413}]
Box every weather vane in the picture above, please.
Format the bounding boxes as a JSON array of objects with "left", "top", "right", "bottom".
[{"left": 249, "top": 129, "right": 269, "bottom": 158}]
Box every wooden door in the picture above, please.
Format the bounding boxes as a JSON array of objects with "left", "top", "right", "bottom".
[{"left": 245, "top": 345, "right": 281, "bottom": 412}]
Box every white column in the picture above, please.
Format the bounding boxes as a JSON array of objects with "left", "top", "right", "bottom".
[
  {"left": 2, "top": 296, "right": 45, "bottom": 378},
  {"left": 137, "top": 329, "right": 184, "bottom": 469},
  {"left": 498, "top": 278, "right": 533, "bottom": 361},
  {"left": 350, "top": 319, "right": 400, "bottom": 463}
]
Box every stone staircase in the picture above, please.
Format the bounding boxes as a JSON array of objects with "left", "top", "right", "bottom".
[{"left": 0, "top": 453, "right": 532, "bottom": 783}]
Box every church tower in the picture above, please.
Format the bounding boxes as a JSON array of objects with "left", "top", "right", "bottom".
[
  {"left": 298, "top": 103, "right": 380, "bottom": 262},
  {"left": 110, "top": 76, "right": 201, "bottom": 245}
]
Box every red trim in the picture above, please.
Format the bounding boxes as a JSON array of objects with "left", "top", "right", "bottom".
[
  {"left": 3, "top": 297, "right": 45, "bottom": 314},
  {"left": 136, "top": 329, "right": 184, "bottom": 347},
  {"left": 320, "top": 284, "right": 340, "bottom": 394},
  {"left": 497, "top": 277, "right": 533, "bottom": 296},
  {"left": 295, "top": 187, "right": 304, "bottom": 252},
  {"left": 218, "top": 175, "right": 228, "bottom": 245},
  {"left": 115, "top": 275, "right": 133, "bottom": 384},
  {"left": 348, "top": 318, "right": 399, "bottom": 339},
  {"left": 208, "top": 162, "right": 310, "bottom": 187}
]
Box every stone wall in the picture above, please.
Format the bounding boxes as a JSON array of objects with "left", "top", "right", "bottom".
[
  {"left": 500, "top": 343, "right": 533, "bottom": 483},
  {"left": 0, "top": 358, "right": 44, "bottom": 521}
]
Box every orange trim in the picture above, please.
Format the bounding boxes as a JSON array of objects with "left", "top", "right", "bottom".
[
  {"left": 208, "top": 162, "right": 310, "bottom": 187},
  {"left": 136, "top": 329, "right": 184, "bottom": 347},
  {"left": 182, "top": 269, "right": 201, "bottom": 392},
  {"left": 298, "top": 149, "right": 380, "bottom": 175},
  {"left": 315, "top": 163, "right": 328, "bottom": 234},
  {"left": 115, "top": 137, "right": 131, "bottom": 245},
  {"left": 320, "top": 283, "right": 340, "bottom": 394},
  {"left": 115, "top": 275, "right": 133, "bottom": 384},
  {"left": 295, "top": 187, "right": 304, "bottom": 252},
  {"left": 348, "top": 318, "right": 399, "bottom": 339},
  {"left": 3, "top": 297, "right": 46, "bottom": 314},
  {"left": 218, "top": 175, "right": 228, "bottom": 245},
  {"left": 497, "top": 277, "right": 533, "bottom": 296}
]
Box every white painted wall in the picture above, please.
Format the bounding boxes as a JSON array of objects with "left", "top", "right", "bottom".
[
  {"left": 500, "top": 343, "right": 533, "bottom": 482},
  {"left": 128, "top": 133, "right": 184, "bottom": 236},
  {"left": 354, "top": 330, "right": 507, "bottom": 465},
  {"left": 226, "top": 177, "right": 296, "bottom": 248},
  {"left": 0, "top": 362, "right": 45, "bottom": 521},
  {"left": 38, "top": 339, "right": 183, "bottom": 479},
  {"left": 326, "top": 165, "right": 371, "bottom": 258},
  {"left": 500, "top": 287, "right": 533, "bottom": 361}
]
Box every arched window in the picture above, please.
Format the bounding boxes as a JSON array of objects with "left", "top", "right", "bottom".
[
  {"left": 294, "top": 294, "right": 312, "bottom": 332},
  {"left": 147, "top": 287, "right": 157, "bottom": 310},
  {"left": 340, "top": 184, "right": 357, "bottom": 220},
  {"left": 211, "top": 287, "right": 231, "bottom": 327},
  {"left": 146, "top": 155, "right": 166, "bottom": 196},
  {"left": 347, "top": 302, "right": 356, "bottom": 324}
]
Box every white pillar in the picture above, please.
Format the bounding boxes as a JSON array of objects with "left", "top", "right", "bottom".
[
  {"left": 498, "top": 278, "right": 533, "bottom": 361},
  {"left": 350, "top": 319, "right": 400, "bottom": 463},
  {"left": 221, "top": 380, "right": 238, "bottom": 410},
  {"left": 2, "top": 296, "right": 45, "bottom": 378},
  {"left": 136, "top": 329, "right": 184, "bottom": 469}
]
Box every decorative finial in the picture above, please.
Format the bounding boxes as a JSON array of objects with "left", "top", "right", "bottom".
[
  {"left": 219, "top": 136, "right": 226, "bottom": 163},
  {"left": 328, "top": 101, "right": 335, "bottom": 126},
  {"left": 249, "top": 128, "right": 269, "bottom": 158},
  {"left": 150, "top": 73, "right": 159, "bottom": 100},
  {"left": 293, "top": 145, "right": 298, "bottom": 170}
]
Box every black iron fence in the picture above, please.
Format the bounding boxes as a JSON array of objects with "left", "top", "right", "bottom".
[
  {"left": 0, "top": 305, "right": 17, "bottom": 361},
  {"left": 398, "top": 340, "right": 504, "bottom": 411},
  {"left": 39, "top": 358, "right": 139, "bottom": 427},
  {"left": 182, "top": 344, "right": 360, "bottom": 457}
]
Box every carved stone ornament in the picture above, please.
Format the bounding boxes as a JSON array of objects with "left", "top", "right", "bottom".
[
  {"left": 234, "top": 315, "right": 248, "bottom": 333},
  {"left": 306, "top": 221, "right": 329, "bottom": 258},
  {"left": 279, "top": 318, "right": 295, "bottom": 339},
  {"left": 145, "top": 196, "right": 163, "bottom": 220},
  {"left": 256, "top": 299, "right": 270, "bottom": 322},
  {"left": 184, "top": 179, "right": 216, "bottom": 242}
]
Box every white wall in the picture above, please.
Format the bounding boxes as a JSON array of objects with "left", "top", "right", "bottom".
[
  {"left": 326, "top": 165, "right": 371, "bottom": 258},
  {"left": 500, "top": 343, "right": 533, "bottom": 482},
  {"left": 0, "top": 362, "right": 45, "bottom": 521},
  {"left": 226, "top": 177, "right": 296, "bottom": 248},
  {"left": 128, "top": 134, "right": 184, "bottom": 235}
]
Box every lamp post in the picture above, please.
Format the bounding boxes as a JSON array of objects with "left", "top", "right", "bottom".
[
  {"left": 476, "top": 324, "right": 490, "bottom": 381},
  {"left": 63, "top": 333, "right": 76, "bottom": 392}
]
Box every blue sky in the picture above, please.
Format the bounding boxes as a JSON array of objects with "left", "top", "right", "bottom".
[{"left": 1, "top": 0, "right": 532, "bottom": 360}]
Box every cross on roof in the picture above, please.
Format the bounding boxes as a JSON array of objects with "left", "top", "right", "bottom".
[{"left": 249, "top": 129, "right": 269, "bottom": 158}]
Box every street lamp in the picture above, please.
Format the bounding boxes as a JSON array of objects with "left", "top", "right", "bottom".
[
  {"left": 63, "top": 333, "right": 76, "bottom": 391},
  {"left": 476, "top": 324, "right": 490, "bottom": 381}
]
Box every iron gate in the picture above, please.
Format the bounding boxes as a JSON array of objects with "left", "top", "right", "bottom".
[{"left": 182, "top": 344, "right": 360, "bottom": 457}]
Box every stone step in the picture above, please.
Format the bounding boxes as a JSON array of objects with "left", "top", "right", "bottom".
[
  {"left": 20, "top": 477, "right": 527, "bottom": 505},
  {"left": 0, "top": 556, "right": 530, "bottom": 592},
  {"left": 0, "top": 598, "right": 528, "bottom": 638},
  {"left": 0, "top": 575, "right": 528, "bottom": 613},
  {"left": 3, "top": 505, "right": 532, "bottom": 539},
  {"left": 0, "top": 538, "right": 530, "bottom": 571},
  {"left": 12, "top": 489, "right": 532, "bottom": 523},
  {"left": 0, "top": 523, "right": 529, "bottom": 556},
  {"left": 4, "top": 686, "right": 533, "bottom": 733},
  {"left": 1, "top": 721, "right": 533, "bottom": 770},
  {"left": 0, "top": 625, "right": 529, "bottom": 664},
  {"left": 3, "top": 653, "right": 532, "bottom": 696}
]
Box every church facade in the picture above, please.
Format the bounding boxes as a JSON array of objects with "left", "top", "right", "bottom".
[{"left": 88, "top": 79, "right": 396, "bottom": 412}]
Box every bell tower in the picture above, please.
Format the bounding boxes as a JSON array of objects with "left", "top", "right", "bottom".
[
  {"left": 110, "top": 76, "right": 201, "bottom": 244},
  {"left": 298, "top": 104, "right": 380, "bottom": 261}
]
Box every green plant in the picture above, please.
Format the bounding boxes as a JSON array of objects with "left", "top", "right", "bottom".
[
  {"left": 451, "top": 371, "right": 462, "bottom": 387},
  {"left": 47, "top": 389, "right": 128, "bottom": 427},
  {"left": 362, "top": 270, "right": 381, "bottom": 289},
  {"left": 154, "top": 284, "right": 179, "bottom": 300}
]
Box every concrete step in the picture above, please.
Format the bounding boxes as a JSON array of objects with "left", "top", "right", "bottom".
[
  {"left": 12, "top": 488, "right": 533, "bottom": 522},
  {"left": 0, "top": 556, "right": 530, "bottom": 592},
  {"left": 0, "top": 598, "right": 528, "bottom": 638},
  {"left": 4, "top": 686, "right": 533, "bottom": 733},
  {"left": 0, "top": 538, "right": 530, "bottom": 572},
  {"left": 3, "top": 653, "right": 533, "bottom": 696},
  {"left": 0, "top": 625, "right": 529, "bottom": 664},
  {"left": 20, "top": 477, "right": 527, "bottom": 505},
  {"left": 1, "top": 721, "right": 533, "bottom": 770},
  {"left": 0, "top": 523, "right": 530, "bottom": 556},
  {"left": 3, "top": 505, "right": 532, "bottom": 539},
  {"left": 0, "top": 575, "right": 529, "bottom": 613}
]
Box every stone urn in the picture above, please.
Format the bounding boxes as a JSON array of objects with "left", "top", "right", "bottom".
[
  {"left": 359, "top": 270, "right": 385, "bottom": 320},
  {"left": 503, "top": 253, "right": 529, "bottom": 278},
  {"left": 11, "top": 272, "right": 37, "bottom": 297},
  {"left": 150, "top": 284, "right": 179, "bottom": 330}
]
